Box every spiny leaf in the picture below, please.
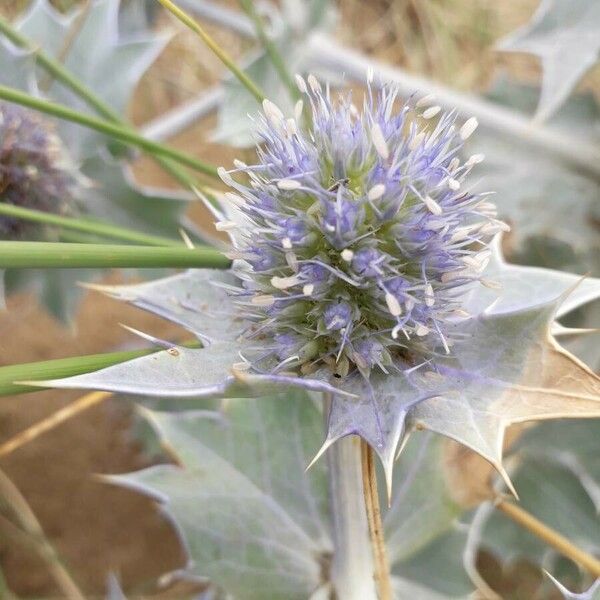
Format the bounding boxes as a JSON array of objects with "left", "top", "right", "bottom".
[
  {"left": 82, "top": 268, "right": 240, "bottom": 342},
  {"left": 546, "top": 574, "right": 600, "bottom": 600},
  {"left": 467, "top": 80, "right": 600, "bottom": 277},
  {"left": 0, "top": 36, "right": 36, "bottom": 90},
  {"left": 468, "top": 417, "right": 600, "bottom": 593},
  {"left": 35, "top": 340, "right": 345, "bottom": 399},
  {"left": 110, "top": 395, "right": 474, "bottom": 598},
  {"left": 17, "top": 0, "right": 169, "bottom": 160},
  {"left": 405, "top": 298, "right": 600, "bottom": 490},
  {"left": 498, "top": 0, "right": 600, "bottom": 120},
  {"left": 464, "top": 236, "right": 600, "bottom": 319},
  {"left": 108, "top": 394, "right": 331, "bottom": 600},
  {"left": 384, "top": 433, "right": 473, "bottom": 596}
]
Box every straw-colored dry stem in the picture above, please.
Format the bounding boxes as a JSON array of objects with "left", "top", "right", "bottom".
[
  {"left": 0, "top": 391, "right": 112, "bottom": 459},
  {"left": 360, "top": 440, "right": 393, "bottom": 600},
  {"left": 496, "top": 498, "right": 600, "bottom": 577}
]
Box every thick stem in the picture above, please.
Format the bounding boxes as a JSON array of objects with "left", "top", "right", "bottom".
[
  {"left": 327, "top": 434, "right": 378, "bottom": 600},
  {"left": 361, "top": 441, "right": 393, "bottom": 600}
]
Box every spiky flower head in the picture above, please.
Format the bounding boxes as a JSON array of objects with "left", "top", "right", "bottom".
[
  {"left": 215, "top": 77, "right": 507, "bottom": 381},
  {"left": 0, "top": 102, "right": 80, "bottom": 238}
]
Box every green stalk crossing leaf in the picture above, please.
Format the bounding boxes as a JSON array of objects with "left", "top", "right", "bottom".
[
  {"left": 0, "top": 85, "right": 219, "bottom": 179},
  {"left": 0, "top": 242, "right": 229, "bottom": 269},
  {"left": 0, "top": 203, "right": 182, "bottom": 247}
]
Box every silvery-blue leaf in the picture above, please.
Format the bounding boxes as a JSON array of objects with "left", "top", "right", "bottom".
[
  {"left": 81, "top": 154, "right": 192, "bottom": 239},
  {"left": 105, "top": 573, "right": 127, "bottom": 600},
  {"left": 515, "top": 419, "right": 600, "bottom": 514},
  {"left": 470, "top": 458, "right": 599, "bottom": 588},
  {"left": 467, "top": 81, "right": 600, "bottom": 277},
  {"left": 464, "top": 236, "right": 600, "bottom": 318},
  {"left": 0, "top": 37, "right": 37, "bottom": 90},
  {"left": 392, "top": 576, "right": 468, "bottom": 600},
  {"left": 111, "top": 394, "right": 474, "bottom": 598},
  {"left": 108, "top": 393, "right": 331, "bottom": 600},
  {"left": 385, "top": 433, "right": 472, "bottom": 596},
  {"left": 17, "top": 0, "right": 169, "bottom": 160},
  {"left": 546, "top": 574, "right": 600, "bottom": 600},
  {"left": 36, "top": 341, "right": 344, "bottom": 398},
  {"left": 498, "top": 0, "right": 600, "bottom": 120},
  {"left": 468, "top": 417, "right": 600, "bottom": 592},
  {"left": 322, "top": 372, "right": 440, "bottom": 495},
  {"left": 84, "top": 269, "right": 240, "bottom": 342},
  {"left": 405, "top": 298, "right": 600, "bottom": 491}
]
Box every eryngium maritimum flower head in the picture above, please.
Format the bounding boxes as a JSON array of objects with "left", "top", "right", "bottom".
[
  {"left": 0, "top": 102, "right": 79, "bottom": 238},
  {"left": 215, "top": 77, "right": 507, "bottom": 380}
]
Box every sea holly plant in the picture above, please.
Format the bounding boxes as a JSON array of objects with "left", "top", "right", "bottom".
[
  {"left": 1, "top": 0, "right": 600, "bottom": 597},
  {"left": 22, "top": 74, "right": 600, "bottom": 596}
]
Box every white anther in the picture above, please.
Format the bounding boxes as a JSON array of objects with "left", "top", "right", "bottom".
[
  {"left": 422, "top": 195, "right": 442, "bottom": 215},
  {"left": 349, "top": 103, "right": 360, "bottom": 118},
  {"left": 452, "top": 308, "right": 471, "bottom": 318},
  {"left": 405, "top": 297, "right": 415, "bottom": 311},
  {"left": 367, "top": 184, "right": 386, "bottom": 201},
  {"left": 462, "top": 255, "right": 484, "bottom": 270},
  {"left": 424, "top": 283, "right": 434, "bottom": 307},
  {"left": 415, "top": 324, "right": 430, "bottom": 337},
  {"left": 215, "top": 220, "right": 237, "bottom": 231},
  {"left": 371, "top": 123, "right": 389, "bottom": 160},
  {"left": 341, "top": 249, "right": 354, "bottom": 262},
  {"left": 285, "top": 251, "right": 298, "bottom": 271},
  {"left": 233, "top": 159, "right": 247, "bottom": 169},
  {"left": 251, "top": 294, "right": 275, "bottom": 306},
  {"left": 416, "top": 93, "right": 436, "bottom": 107},
  {"left": 282, "top": 237, "right": 293, "bottom": 249},
  {"left": 409, "top": 131, "right": 425, "bottom": 150},
  {"left": 224, "top": 192, "right": 245, "bottom": 206},
  {"left": 466, "top": 153, "right": 485, "bottom": 166},
  {"left": 277, "top": 178, "right": 302, "bottom": 190},
  {"left": 385, "top": 292, "right": 403, "bottom": 317},
  {"left": 271, "top": 275, "right": 300, "bottom": 289},
  {"left": 307, "top": 73, "right": 321, "bottom": 93},
  {"left": 303, "top": 283, "right": 314, "bottom": 296},
  {"left": 262, "top": 99, "right": 284, "bottom": 125},
  {"left": 448, "top": 157, "right": 460, "bottom": 172},
  {"left": 448, "top": 178, "right": 461, "bottom": 191},
  {"left": 286, "top": 118, "right": 298, "bottom": 136},
  {"left": 294, "top": 100, "right": 304, "bottom": 122},
  {"left": 422, "top": 106, "right": 441, "bottom": 119},
  {"left": 295, "top": 74, "right": 307, "bottom": 93},
  {"left": 459, "top": 117, "right": 478, "bottom": 140},
  {"left": 480, "top": 278, "right": 502, "bottom": 290},
  {"left": 217, "top": 167, "right": 234, "bottom": 186},
  {"left": 441, "top": 269, "right": 471, "bottom": 283}
]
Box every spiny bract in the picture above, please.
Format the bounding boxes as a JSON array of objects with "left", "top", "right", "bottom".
[
  {"left": 217, "top": 77, "right": 507, "bottom": 380},
  {"left": 0, "top": 102, "right": 80, "bottom": 238}
]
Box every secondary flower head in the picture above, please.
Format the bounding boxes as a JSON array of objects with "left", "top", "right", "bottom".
[
  {"left": 0, "top": 102, "right": 80, "bottom": 238},
  {"left": 217, "top": 77, "right": 505, "bottom": 380}
]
